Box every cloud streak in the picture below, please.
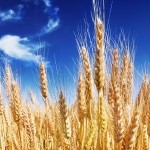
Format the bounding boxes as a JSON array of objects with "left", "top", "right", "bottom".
[
  {"left": 40, "top": 18, "right": 60, "bottom": 35},
  {"left": 0, "top": 35, "right": 41, "bottom": 62},
  {"left": 42, "top": 0, "right": 51, "bottom": 7},
  {"left": 0, "top": 5, "right": 23, "bottom": 22},
  {"left": 40, "top": 0, "right": 60, "bottom": 35}
]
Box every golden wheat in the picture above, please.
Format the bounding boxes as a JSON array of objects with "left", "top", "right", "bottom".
[{"left": 0, "top": 10, "right": 149, "bottom": 150}]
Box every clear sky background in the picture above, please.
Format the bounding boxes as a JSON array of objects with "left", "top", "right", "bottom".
[{"left": 0, "top": 0, "right": 150, "bottom": 102}]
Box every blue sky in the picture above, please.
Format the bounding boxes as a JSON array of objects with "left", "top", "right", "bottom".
[{"left": 0, "top": 0, "right": 150, "bottom": 101}]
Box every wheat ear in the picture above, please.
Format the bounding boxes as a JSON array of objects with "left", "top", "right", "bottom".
[{"left": 81, "top": 46, "right": 93, "bottom": 119}]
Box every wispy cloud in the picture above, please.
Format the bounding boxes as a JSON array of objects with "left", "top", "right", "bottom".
[
  {"left": 40, "top": 0, "right": 60, "bottom": 35},
  {"left": 42, "top": 0, "right": 51, "bottom": 7},
  {"left": 40, "top": 18, "right": 60, "bottom": 35},
  {"left": 0, "top": 35, "right": 41, "bottom": 62},
  {"left": 21, "top": 0, "right": 59, "bottom": 35},
  {"left": 0, "top": 5, "right": 23, "bottom": 22}
]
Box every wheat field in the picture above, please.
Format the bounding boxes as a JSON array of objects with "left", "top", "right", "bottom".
[{"left": 0, "top": 10, "right": 149, "bottom": 150}]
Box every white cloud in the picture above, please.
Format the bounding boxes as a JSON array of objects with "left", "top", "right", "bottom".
[
  {"left": 0, "top": 5, "right": 23, "bottom": 22},
  {"left": 43, "top": 0, "right": 51, "bottom": 7},
  {"left": 0, "top": 35, "right": 41, "bottom": 62},
  {"left": 40, "top": 18, "right": 60, "bottom": 35},
  {"left": 0, "top": 9, "right": 21, "bottom": 21}
]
